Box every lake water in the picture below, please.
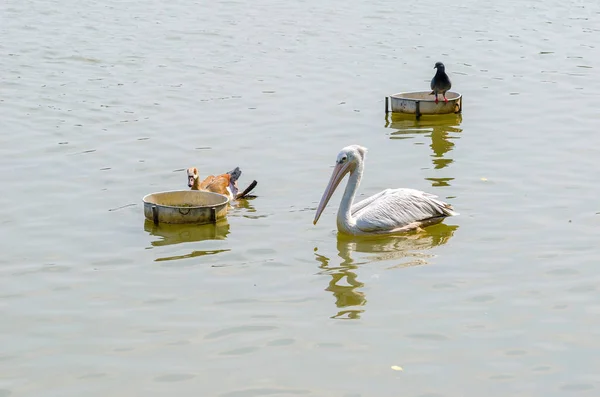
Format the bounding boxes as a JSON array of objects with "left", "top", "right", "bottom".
[{"left": 2, "top": 0, "right": 600, "bottom": 395}]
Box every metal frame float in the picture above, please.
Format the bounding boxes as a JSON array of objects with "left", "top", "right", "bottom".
[
  {"left": 142, "top": 190, "right": 230, "bottom": 225},
  {"left": 385, "top": 91, "right": 462, "bottom": 119}
]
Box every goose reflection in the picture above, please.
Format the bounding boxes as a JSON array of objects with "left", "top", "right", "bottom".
[
  {"left": 231, "top": 197, "right": 260, "bottom": 219},
  {"left": 385, "top": 113, "right": 462, "bottom": 187},
  {"left": 144, "top": 219, "right": 231, "bottom": 262},
  {"left": 315, "top": 223, "right": 458, "bottom": 319}
]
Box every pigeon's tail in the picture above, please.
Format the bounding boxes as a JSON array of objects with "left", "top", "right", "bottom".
[
  {"left": 429, "top": 90, "right": 435, "bottom": 95},
  {"left": 236, "top": 180, "right": 258, "bottom": 199}
]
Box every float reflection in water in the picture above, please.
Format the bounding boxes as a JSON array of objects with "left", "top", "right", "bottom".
[
  {"left": 314, "top": 223, "right": 458, "bottom": 320},
  {"left": 144, "top": 219, "right": 231, "bottom": 262},
  {"left": 385, "top": 112, "right": 462, "bottom": 186}
]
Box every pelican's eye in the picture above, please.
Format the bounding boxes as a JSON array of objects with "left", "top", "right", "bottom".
[{"left": 339, "top": 155, "right": 347, "bottom": 163}]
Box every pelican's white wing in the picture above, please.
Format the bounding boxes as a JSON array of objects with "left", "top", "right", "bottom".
[
  {"left": 350, "top": 189, "right": 390, "bottom": 215},
  {"left": 352, "top": 188, "right": 458, "bottom": 233}
]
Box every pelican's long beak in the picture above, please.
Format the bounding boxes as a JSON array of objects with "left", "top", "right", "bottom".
[{"left": 313, "top": 161, "right": 351, "bottom": 225}]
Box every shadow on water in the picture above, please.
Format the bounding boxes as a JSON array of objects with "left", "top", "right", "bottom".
[
  {"left": 385, "top": 112, "right": 462, "bottom": 187},
  {"left": 314, "top": 223, "right": 459, "bottom": 320},
  {"left": 144, "top": 219, "right": 231, "bottom": 262}
]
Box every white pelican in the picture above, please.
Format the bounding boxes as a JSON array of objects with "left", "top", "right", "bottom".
[{"left": 313, "top": 145, "right": 459, "bottom": 236}]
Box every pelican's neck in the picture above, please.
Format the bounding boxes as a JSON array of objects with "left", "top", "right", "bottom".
[{"left": 337, "top": 162, "right": 363, "bottom": 231}]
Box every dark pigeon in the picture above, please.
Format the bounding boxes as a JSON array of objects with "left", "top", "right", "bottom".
[{"left": 430, "top": 62, "right": 452, "bottom": 104}]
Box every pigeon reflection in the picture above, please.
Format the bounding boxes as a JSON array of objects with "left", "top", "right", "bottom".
[
  {"left": 314, "top": 224, "right": 458, "bottom": 320},
  {"left": 385, "top": 112, "right": 462, "bottom": 187}
]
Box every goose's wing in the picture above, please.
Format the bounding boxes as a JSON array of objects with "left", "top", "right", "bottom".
[
  {"left": 226, "top": 167, "right": 241, "bottom": 197},
  {"left": 199, "top": 174, "right": 231, "bottom": 195},
  {"left": 353, "top": 188, "right": 458, "bottom": 233}
]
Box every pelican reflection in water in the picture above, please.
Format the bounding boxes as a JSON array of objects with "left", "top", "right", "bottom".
[{"left": 315, "top": 223, "right": 458, "bottom": 319}]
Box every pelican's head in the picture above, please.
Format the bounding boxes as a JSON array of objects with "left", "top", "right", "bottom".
[
  {"left": 313, "top": 145, "right": 367, "bottom": 225},
  {"left": 434, "top": 61, "right": 445, "bottom": 70},
  {"left": 187, "top": 167, "right": 199, "bottom": 188}
]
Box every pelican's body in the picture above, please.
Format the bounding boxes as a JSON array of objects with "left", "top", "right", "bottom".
[
  {"left": 313, "top": 145, "right": 458, "bottom": 236},
  {"left": 187, "top": 167, "right": 257, "bottom": 200}
]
